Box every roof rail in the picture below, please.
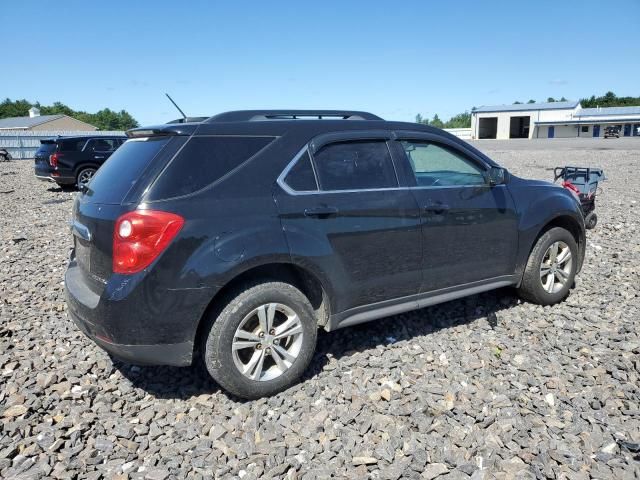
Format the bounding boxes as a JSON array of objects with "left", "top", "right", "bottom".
[
  {"left": 166, "top": 116, "right": 209, "bottom": 124},
  {"left": 205, "top": 110, "right": 383, "bottom": 123}
]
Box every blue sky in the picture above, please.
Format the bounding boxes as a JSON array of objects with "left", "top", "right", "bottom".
[{"left": 2, "top": 1, "right": 639, "bottom": 125}]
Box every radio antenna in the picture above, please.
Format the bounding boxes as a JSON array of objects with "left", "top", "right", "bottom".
[{"left": 165, "top": 93, "right": 187, "bottom": 120}]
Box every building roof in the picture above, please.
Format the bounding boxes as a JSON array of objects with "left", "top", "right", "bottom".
[
  {"left": 535, "top": 118, "right": 640, "bottom": 126},
  {"left": 576, "top": 106, "right": 640, "bottom": 117},
  {"left": 0, "top": 114, "right": 65, "bottom": 129},
  {"left": 472, "top": 101, "right": 579, "bottom": 114}
]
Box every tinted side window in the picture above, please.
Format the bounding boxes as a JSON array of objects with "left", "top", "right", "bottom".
[
  {"left": 59, "top": 138, "right": 86, "bottom": 152},
  {"left": 312, "top": 140, "right": 397, "bottom": 191},
  {"left": 400, "top": 140, "right": 485, "bottom": 186},
  {"left": 148, "top": 136, "right": 273, "bottom": 200},
  {"left": 284, "top": 151, "right": 317, "bottom": 191},
  {"left": 86, "top": 138, "right": 119, "bottom": 151}
]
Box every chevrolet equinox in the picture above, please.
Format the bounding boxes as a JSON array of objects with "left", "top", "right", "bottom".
[{"left": 65, "top": 110, "right": 586, "bottom": 399}]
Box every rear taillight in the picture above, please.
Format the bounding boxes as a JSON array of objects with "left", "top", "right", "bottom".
[
  {"left": 49, "top": 152, "right": 62, "bottom": 168},
  {"left": 113, "top": 210, "right": 184, "bottom": 274}
]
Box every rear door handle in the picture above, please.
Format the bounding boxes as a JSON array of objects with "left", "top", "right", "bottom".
[
  {"left": 304, "top": 206, "right": 338, "bottom": 218},
  {"left": 423, "top": 202, "right": 450, "bottom": 215}
]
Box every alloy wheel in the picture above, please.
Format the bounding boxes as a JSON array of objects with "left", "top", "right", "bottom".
[
  {"left": 232, "top": 303, "right": 304, "bottom": 381},
  {"left": 78, "top": 169, "right": 95, "bottom": 187},
  {"left": 540, "top": 240, "right": 572, "bottom": 294}
]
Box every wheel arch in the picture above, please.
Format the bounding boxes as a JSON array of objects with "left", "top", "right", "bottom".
[
  {"left": 74, "top": 163, "right": 100, "bottom": 179},
  {"left": 193, "top": 261, "right": 331, "bottom": 357},
  {"left": 517, "top": 213, "right": 585, "bottom": 285}
]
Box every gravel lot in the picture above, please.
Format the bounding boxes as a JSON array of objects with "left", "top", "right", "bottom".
[{"left": 1, "top": 138, "right": 639, "bottom": 479}]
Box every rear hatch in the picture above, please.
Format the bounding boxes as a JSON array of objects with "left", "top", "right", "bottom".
[
  {"left": 72, "top": 134, "right": 187, "bottom": 292},
  {"left": 34, "top": 140, "right": 56, "bottom": 165}
]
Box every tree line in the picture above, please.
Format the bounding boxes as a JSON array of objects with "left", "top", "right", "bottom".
[
  {"left": 0, "top": 98, "right": 139, "bottom": 130},
  {"left": 416, "top": 92, "right": 640, "bottom": 129}
]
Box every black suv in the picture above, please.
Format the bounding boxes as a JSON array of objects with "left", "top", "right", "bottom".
[
  {"left": 34, "top": 135, "right": 127, "bottom": 188},
  {"left": 65, "top": 110, "right": 586, "bottom": 399}
]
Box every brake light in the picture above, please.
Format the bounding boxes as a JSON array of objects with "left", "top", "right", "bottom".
[
  {"left": 113, "top": 210, "right": 184, "bottom": 274},
  {"left": 49, "top": 152, "right": 62, "bottom": 168}
]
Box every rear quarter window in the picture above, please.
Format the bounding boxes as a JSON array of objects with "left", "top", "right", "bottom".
[
  {"left": 147, "top": 136, "right": 274, "bottom": 200},
  {"left": 59, "top": 138, "right": 87, "bottom": 152}
]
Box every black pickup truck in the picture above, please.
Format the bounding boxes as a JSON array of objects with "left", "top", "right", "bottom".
[{"left": 34, "top": 135, "right": 127, "bottom": 189}]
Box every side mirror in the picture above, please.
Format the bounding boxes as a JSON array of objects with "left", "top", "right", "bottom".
[{"left": 487, "top": 166, "right": 507, "bottom": 186}]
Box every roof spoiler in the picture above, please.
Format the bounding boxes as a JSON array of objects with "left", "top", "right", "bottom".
[
  {"left": 126, "top": 123, "right": 199, "bottom": 138},
  {"left": 206, "top": 110, "right": 383, "bottom": 122}
]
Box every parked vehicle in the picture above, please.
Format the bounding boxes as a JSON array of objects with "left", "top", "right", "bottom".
[
  {"left": 65, "top": 110, "right": 586, "bottom": 399},
  {"left": 0, "top": 148, "right": 12, "bottom": 161},
  {"left": 604, "top": 126, "right": 620, "bottom": 138},
  {"left": 554, "top": 166, "right": 605, "bottom": 230},
  {"left": 34, "top": 135, "right": 127, "bottom": 189}
]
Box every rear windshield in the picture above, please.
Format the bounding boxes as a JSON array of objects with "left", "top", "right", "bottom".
[
  {"left": 147, "top": 136, "right": 274, "bottom": 200},
  {"left": 36, "top": 143, "right": 56, "bottom": 156},
  {"left": 84, "top": 137, "right": 171, "bottom": 204}
]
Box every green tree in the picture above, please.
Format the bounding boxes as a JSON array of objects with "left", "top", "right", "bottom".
[
  {"left": 0, "top": 98, "right": 139, "bottom": 130},
  {"left": 415, "top": 111, "right": 471, "bottom": 129},
  {"left": 579, "top": 91, "right": 640, "bottom": 108},
  {"left": 527, "top": 99, "right": 536, "bottom": 104},
  {"left": 0, "top": 98, "right": 32, "bottom": 118},
  {"left": 547, "top": 97, "right": 556, "bottom": 103},
  {"left": 430, "top": 114, "right": 444, "bottom": 129},
  {"left": 513, "top": 101, "right": 522, "bottom": 104},
  {"left": 40, "top": 101, "right": 78, "bottom": 117},
  {"left": 443, "top": 111, "right": 471, "bottom": 128}
]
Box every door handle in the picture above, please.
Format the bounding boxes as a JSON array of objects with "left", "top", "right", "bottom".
[
  {"left": 304, "top": 206, "right": 338, "bottom": 218},
  {"left": 423, "top": 202, "right": 450, "bottom": 215},
  {"left": 94, "top": 156, "right": 105, "bottom": 159}
]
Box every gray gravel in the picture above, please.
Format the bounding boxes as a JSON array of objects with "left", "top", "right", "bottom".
[{"left": 1, "top": 138, "right": 639, "bottom": 479}]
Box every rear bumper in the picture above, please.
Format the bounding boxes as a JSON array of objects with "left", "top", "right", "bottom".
[
  {"left": 68, "top": 307, "right": 193, "bottom": 366},
  {"left": 49, "top": 174, "right": 76, "bottom": 185},
  {"left": 34, "top": 164, "right": 76, "bottom": 185},
  {"left": 35, "top": 174, "right": 56, "bottom": 183},
  {"left": 65, "top": 258, "right": 214, "bottom": 367}
]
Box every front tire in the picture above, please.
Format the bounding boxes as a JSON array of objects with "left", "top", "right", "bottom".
[
  {"left": 517, "top": 227, "right": 577, "bottom": 305},
  {"left": 202, "top": 282, "right": 318, "bottom": 399}
]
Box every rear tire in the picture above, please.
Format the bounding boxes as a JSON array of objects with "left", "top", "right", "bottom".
[
  {"left": 76, "top": 167, "right": 96, "bottom": 189},
  {"left": 585, "top": 212, "right": 598, "bottom": 230},
  {"left": 517, "top": 227, "right": 577, "bottom": 306},
  {"left": 202, "top": 282, "right": 317, "bottom": 399}
]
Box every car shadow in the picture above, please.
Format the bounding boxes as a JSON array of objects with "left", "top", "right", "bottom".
[
  {"left": 112, "top": 288, "right": 519, "bottom": 402},
  {"left": 47, "top": 185, "right": 76, "bottom": 193}
]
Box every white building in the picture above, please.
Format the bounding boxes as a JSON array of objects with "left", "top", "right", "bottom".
[{"left": 470, "top": 101, "right": 640, "bottom": 139}]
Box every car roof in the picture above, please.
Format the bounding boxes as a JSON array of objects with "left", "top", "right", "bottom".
[
  {"left": 126, "top": 110, "right": 496, "bottom": 166},
  {"left": 128, "top": 109, "right": 446, "bottom": 137}
]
